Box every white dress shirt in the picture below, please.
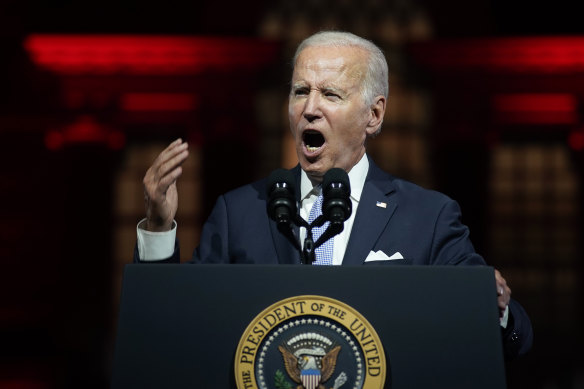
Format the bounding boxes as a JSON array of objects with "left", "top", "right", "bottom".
[
  {"left": 298, "top": 154, "right": 368, "bottom": 265},
  {"left": 136, "top": 219, "right": 176, "bottom": 261}
]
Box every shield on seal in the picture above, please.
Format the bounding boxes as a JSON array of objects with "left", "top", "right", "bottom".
[{"left": 300, "top": 369, "right": 321, "bottom": 389}]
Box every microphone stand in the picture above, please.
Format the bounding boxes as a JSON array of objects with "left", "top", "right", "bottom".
[
  {"left": 275, "top": 213, "right": 312, "bottom": 264},
  {"left": 301, "top": 215, "right": 344, "bottom": 265},
  {"left": 302, "top": 230, "right": 316, "bottom": 265},
  {"left": 274, "top": 213, "right": 344, "bottom": 265}
]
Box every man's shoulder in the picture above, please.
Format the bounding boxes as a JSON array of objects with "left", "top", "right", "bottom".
[
  {"left": 222, "top": 165, "right": 301, "bottom": 203},
  {"left": 393, "top": 177, "right": 451, "bottom": 202},
  {"left": 222, "top": 177, "right": 267, "bottom": 203},
  {"left": 369, "top": 162, "right": 453, "bottom": 206}
]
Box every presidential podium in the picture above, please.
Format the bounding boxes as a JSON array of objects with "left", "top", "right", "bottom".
[{"left": 111, "top": 264, "right": 506, "bottom": 389}]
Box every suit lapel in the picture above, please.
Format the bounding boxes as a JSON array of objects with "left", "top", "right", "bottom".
[
  {"left": 267, "top": 162, "right": 398, "bottom": 265},
  {"left": 342, "top": 161, "right": 397, "bottom": 265},
  {"left": 268, "top": 219, "right": 300, "bottom": 264},
  {"left": 268, "top": 165, "right": 302, "bottom": 264}
]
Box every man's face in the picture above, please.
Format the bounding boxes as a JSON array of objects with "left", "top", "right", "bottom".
[{"left": 289, "top": 45, "right": 381, "bottom": 183}]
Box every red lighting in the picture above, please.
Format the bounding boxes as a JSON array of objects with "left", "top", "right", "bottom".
[
  {"left": 24, "top": 35, "right": 279, "bottom": 75},
  {"left": 0, "top": 379, "right": 49, "bottom": 389},
  {"left": 410, "top": 37, "right": 584, "bottom": 73},
  {"left": 568, "top": 130, "right": 584, "bottom": 151},
  {"left": 121, "top": 93, "right": 198, "bottom": 111},
  {"left": 492, "top": 93, "right": 577, "bottom": 124},
  {"left": 45, "top": 115, "right": 125, "bottom": 150}
]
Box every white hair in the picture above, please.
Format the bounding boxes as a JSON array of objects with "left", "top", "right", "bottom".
[{"left": 292, "top": 31, "right": 389, "bottom": 108}]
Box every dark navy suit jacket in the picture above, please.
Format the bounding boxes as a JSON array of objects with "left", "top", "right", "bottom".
[{"left": 135, "top": 159, "right": 533, "bottom": 359}]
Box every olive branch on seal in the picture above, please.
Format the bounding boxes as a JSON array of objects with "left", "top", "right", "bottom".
[{"left": 274, "top": 369, "right": 293, "bottom": 389}]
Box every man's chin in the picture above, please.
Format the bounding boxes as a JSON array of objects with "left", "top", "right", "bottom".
[{"left": 301, "top": 164, "right": 326, "bottom": 184}]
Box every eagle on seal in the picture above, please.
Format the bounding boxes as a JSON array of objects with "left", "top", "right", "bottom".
[{"left": 278, "top": 344, "right": 341, "bottom": 389}]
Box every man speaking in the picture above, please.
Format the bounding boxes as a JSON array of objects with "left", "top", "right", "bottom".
[{"left": 134, "top": 31, "right": 533, "bottom": 359}]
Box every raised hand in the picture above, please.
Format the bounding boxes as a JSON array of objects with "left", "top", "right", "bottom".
[{"left": 142, "top": 139, "right": 189, "bottom": 231}]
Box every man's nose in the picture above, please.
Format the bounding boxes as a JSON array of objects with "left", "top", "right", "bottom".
[{"left": 303, "top": 92, "right": 321, "bottom": 122}]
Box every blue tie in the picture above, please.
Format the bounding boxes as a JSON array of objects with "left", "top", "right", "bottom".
[{"left": 308, "top": 192, "right": 334, "bottom": 265}]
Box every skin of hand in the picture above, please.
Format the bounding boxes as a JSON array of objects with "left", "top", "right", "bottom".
[
  {"left": 494, "top": 269, "right": 511, "bottom": 318},
  {"left": 142, "top": 138, "right": 189, "bottom": 231}
]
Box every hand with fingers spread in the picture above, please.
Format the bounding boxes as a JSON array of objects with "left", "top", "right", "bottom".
[
  {"left": 494, "top": 269, "right": 511, "bottom": 318},
  {"left": 143, "top": 139, "right": 189, "bottom": 232}
]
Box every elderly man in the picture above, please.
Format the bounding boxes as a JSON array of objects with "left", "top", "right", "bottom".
[{"left": 135, "top": 31, "right": 532, "bottom": 359}]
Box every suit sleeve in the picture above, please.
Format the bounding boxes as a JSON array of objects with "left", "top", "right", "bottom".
[
  {"left": 431, "top": 199, "right": 533, "bottom": 359},
  {"left": 189, "top": 195, "right": 231, "bottom": 264},
  {"left": 503, "top": 299, "right": 534, "bottom": 359},
  {"left": 429, "top": 199, "right": 485, "bottom": 266}
]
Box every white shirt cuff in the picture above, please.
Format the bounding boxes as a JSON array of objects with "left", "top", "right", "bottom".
[
  {"left": 136, "top": 218, "right": 177, "bottom": 261},
  {"left": 500, "top": 305, "right": 509, "bottom": 328}
]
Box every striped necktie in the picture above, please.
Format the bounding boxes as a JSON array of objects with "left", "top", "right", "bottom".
[{"left": 308, "top": 192, "right": 333, "bottom": 265}]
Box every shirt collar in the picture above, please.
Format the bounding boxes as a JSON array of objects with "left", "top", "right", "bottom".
[{"left": 300, "top": 153, "right": 369, "bottom": 202}]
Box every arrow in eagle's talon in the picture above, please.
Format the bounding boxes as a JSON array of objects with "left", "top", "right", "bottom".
[{"left": 333, "top": 372, "right": 347, "bottom": 389}]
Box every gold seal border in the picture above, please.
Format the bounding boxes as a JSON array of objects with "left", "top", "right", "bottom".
[{"left": 234, "top": 295, "right": 386, "bottom": 389}]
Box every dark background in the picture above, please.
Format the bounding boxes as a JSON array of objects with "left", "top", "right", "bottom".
[
  {"left": 1, "top": 1, "right": 583, "bottom": 388},
  {"left": 4, "top": 0, "right": 583, "bottom": 36}
]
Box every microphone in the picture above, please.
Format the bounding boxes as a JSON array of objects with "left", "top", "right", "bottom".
[
  {"left": 265, "top": 167, "right": 352, "bottom": 265},
  {"left": 266, "top": 168, "right": 297, "bottom": 228},
  {"left": 321, "top": 168, "right": 352, "bottom": 226},
  {"left": 310, "top": 168, "right": 352, "bottom": 250}
]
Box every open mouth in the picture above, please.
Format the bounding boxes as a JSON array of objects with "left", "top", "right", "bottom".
[{"left": 303, "top": 130, "right": 325, "bottom": 152}]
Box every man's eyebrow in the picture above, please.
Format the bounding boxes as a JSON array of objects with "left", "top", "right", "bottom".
[
  {"left": 291, "top": 82, "right": 308, "bottom": 89},
  {"left": 321, "top": 86, "right": 344, "bottom": 94},
  {"left": 290, "top": 83, "right": 346, "bottom": 96}
]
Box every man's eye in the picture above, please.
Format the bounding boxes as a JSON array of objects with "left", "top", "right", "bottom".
[
  {"left": 325, "top": 92, "right": 340, "bottom": 99},
  {"left": 293, "top": 89, "right": 308, "bottom": 96}
]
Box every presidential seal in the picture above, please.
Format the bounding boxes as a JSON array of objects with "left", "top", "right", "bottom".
[{"left": 235, "top": 295, "right": 386, "bottom": 389}]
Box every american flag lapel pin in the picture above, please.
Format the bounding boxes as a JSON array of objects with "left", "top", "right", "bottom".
[{"left": 376, "top": 201, "right": 387, "bottom": 208}]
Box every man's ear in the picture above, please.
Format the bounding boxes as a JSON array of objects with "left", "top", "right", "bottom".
[{"left": 366, "top": 95, "right": 386, "bottom": 136}]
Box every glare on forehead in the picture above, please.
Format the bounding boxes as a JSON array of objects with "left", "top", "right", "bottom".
[{"left": 292, "top": 46, "right": 367, "bottom": 90}]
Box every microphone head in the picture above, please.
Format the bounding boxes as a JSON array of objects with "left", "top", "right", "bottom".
[
  {"left": 322, "top": 168, "right": 350, "bottom": 196},
  {"left": 267, "top": 168, "right": 296, "bottom": 194},
  {"left": 322, "top": 168, "right": 352, "bottom": 223},
  {"left": 266, "top": 169, "right": 297, "bottom": 224}
]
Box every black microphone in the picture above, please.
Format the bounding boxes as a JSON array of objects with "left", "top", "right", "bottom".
[
  {"left": 266, "top": 169, "right": 297, "bottom": 227},
  {"left": 321, "top": 168, "right": 352, "bottom": 225}
]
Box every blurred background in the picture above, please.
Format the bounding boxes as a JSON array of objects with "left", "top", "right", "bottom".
[{"left": 1, "top": 0, "right": 583, "bottom": 388}]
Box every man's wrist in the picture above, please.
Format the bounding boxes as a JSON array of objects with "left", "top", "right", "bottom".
[{"left": 143, "top": 218, "right": 173, "bottom": 232}]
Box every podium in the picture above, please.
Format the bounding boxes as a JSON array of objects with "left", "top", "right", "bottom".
[{"left": 111, "top": 264, "right": 506, "bottom": 389}]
